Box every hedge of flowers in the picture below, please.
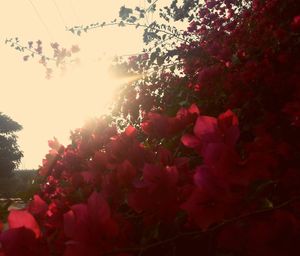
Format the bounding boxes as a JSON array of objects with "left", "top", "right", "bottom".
[{"left": 0, "top": 0, "right": 300, "bottom": 255}]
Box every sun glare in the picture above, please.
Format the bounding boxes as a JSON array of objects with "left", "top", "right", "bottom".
[
  {"left": 17, "top": 59, "right": 133, "bottom": 169},
  {"left": 58, "top": 60, "right": 119, "bottom": 122},
  {"left": 0, "top": 0, "right": 146, "bottom": 169},
  {"left": 45, "top": 59, "right": 124, "bottom": 141}
]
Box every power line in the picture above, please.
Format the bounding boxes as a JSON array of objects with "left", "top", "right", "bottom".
[
  {"left": 145, "top": 0, "right": 159, "bottom": 13},
  {"left": 69, "top": 0, "right": 80, "bottom": 24},
  {"left": 51, "top": 0, "right": 68, "bottom": 29},
  {"left": 27, "top": 0, "right": 54, "bottom": 39}
]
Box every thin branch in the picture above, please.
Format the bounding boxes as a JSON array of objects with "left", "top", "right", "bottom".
[
  {"left": 68, "top": 22, "right": 188, "bottom": 43},
  {"left": 211, "top": 195, "right": 300, "bottom": 231},
  {"left": 102, "top": 195, "right": 300, "bottom": 256},
  {"left": 5, "top": 39, "right": 55, "bottom": 61}
]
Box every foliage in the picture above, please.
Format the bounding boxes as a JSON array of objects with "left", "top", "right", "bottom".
[
  {"left": 0, "top": 170, "right": 37, "bottom": 198},
  {"left": 0, "top": 113, "right": 23, "bottom": 177},
  {"left": 1, "top": 0, "right": 300, "bottom": 255}
]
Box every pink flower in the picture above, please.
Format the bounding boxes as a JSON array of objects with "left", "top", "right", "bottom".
[
  {"left": 63, "top": 192, "right": 119, "bottom": 254},
  {"left": 28, "top": 195, "right": 48, "bottom": 217},
  {"left": 8, "top": 210, "right": 40, "bottom": 238},
  {"left": 181, "top": 110, "right": 239, "bottom": 151},
  {"left": 291, "top": 15, "right": 300, "bottom": 30}
]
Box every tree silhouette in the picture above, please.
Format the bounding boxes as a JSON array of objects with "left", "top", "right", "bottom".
[{"left": 0, "top": 113, "right": 23, "bottom": 176}]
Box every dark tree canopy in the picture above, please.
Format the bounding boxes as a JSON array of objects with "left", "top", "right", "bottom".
[{"left": 0, "top": 113, "right": 23, "bottom": 176}]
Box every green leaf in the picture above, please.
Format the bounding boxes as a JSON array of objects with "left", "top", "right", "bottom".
[
  {"left": 119, "top": 6, "right": 133, "bottom": 20},
  {"left": 157, "top": 56, "right": 164, "bottom": 65},
  {"left": 128, "top": 16, "right": 137, "bottom": 23},
  {"left": 150, "top": 52, "right": 157, "bottom": 63},
  {"left": 261, "top": 198, "right": 274, "bottom": 209}
]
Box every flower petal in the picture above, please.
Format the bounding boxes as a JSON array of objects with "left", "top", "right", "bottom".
[
  {"left": 193, "top": 116, "right": 218, "bottom": 142},
  {"left": 8, "top": 210, "right": 40, "bottom": 238}
]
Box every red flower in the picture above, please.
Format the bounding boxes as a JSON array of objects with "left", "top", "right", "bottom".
[
  {"left": 28, "top": 195, "right": 48, "bottom": 217},
  {"left": 8, "top": 210, "right": 40, "bottom": 238},
  {"left": 181, "top": 186, "right": 230, "bottom": 229},
  {"left": 116, "top": 160, "right": 136, "bottom": 187},
  {"left": 142, "top": 164, "right": 179, "bottom": 191},
  {"left": 141, "top": 112, "right": 171, "bottom": 138},
  {"left": 128, "top": 164, "right": 180, "bottom": 222},
  {"left": 0, "top": 210, "right": 48, "bottom": 255},
  {"left": 217, "top": 110, "right": 240, "bottom": 146},
  {"left": 291, "top": 15, "right": 300, "bottom": 31},
  {"left": 141, "top": 105, "right": 199, "bottom": 139},
  {"left": 181, "top": 110, "right": 239, "bottom": 152},
  {"left": 0, "top": 227, "right": 48, "bottom": 256},
  {"left": 63, "top": 192, "right": 119, "bottom": 254}
]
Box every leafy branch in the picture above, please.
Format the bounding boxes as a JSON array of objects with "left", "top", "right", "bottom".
[
  {"left": 4, "top": 38, "right": 80, "bottom": 78},
  {"left": 68, "top": 21, "right": 188, "bottom": 43},
  {"left": 5, "top": 38, "right": 54, "bottom": 62}
]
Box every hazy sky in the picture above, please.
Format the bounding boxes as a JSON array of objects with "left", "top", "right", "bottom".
[{"left": 0, "top": 0, "right": 164, "bottom": 169}]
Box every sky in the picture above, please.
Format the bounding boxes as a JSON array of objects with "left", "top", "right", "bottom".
[{"left": 0, "top": 0, "right": 166, "bottom": 169}]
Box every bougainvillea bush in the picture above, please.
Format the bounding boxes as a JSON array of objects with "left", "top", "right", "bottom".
[{"left": 1, "top": 0, "right": 300, "bottom": 255}]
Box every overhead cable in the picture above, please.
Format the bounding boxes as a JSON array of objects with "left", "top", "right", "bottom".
[
  {"left": 27, "top": 0, "right": 54, "bottom": 39},
  {"left": 69, "top": 0, "right": 80, "bottom": 24},
  {"left": 51, "top": 0, "right": 68, "bottom": 28}
]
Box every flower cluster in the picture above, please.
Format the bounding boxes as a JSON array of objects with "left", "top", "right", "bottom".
[{"left": 1, "top": 0, "right": 300, "bottom": 255}]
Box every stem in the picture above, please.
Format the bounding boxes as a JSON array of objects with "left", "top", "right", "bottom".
[
  {"left": 102, "top": 195, "right": 300, "bottom": 256},
  {"left": 8, "top": 40, "right": 56, "bottom": 61},
  {"left": 69, "top": 22, "right": 188, "bottom": 43}
]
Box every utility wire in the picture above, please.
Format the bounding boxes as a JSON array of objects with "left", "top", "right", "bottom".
[
  {"left": 145, "top": 0, "right": 159, "bottom": 13},
  {"left": 144, "top": 0, "right": 149, "bottom": 25},
  {"left": 69, "top": 0, "right": 80, "bottom": 24},
  {"left": 27, "top": 0, "right": 54, "bottom": 40},
  {"left": 51, "top": 0, "right": 68, "bottom": 29}
]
